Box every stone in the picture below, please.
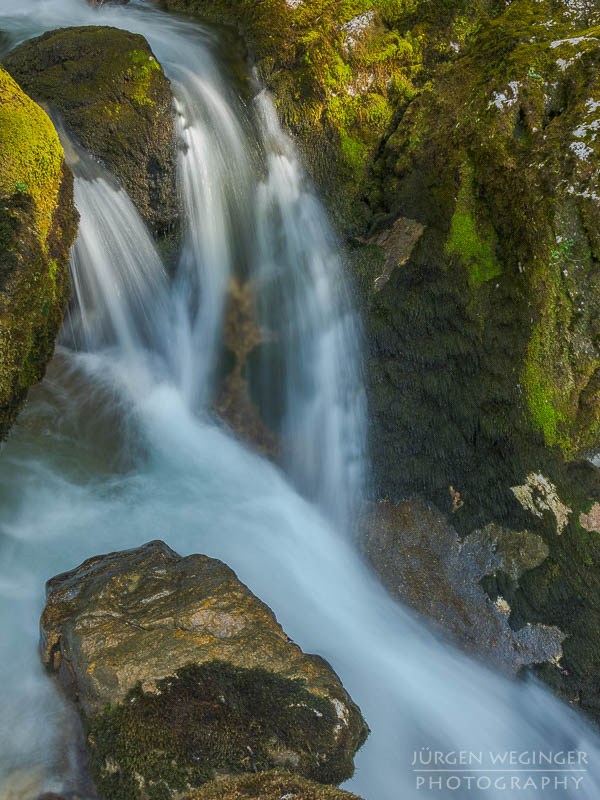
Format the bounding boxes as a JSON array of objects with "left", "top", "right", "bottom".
[
  {"left": 368, "top": 216, "right": 425, "bottom": 291},
  {"left": 362, "top": 500, "right": 564, "bottom": 676},
  {"left": 580, "top": 501, "right": 600, "bottom": 533},
  {"left": 41, "top": 541, "right": 368, "bottom": 799},
  {"left": 214, "top": 277, "right": 278, "bottom": 456},
  {"left": 3, "top": 27, "right": 177, "bottom": 236},
  {"left": 0, "top": 67, "right": 78, "bottom": 439},
  {"left": 511, "top": 473, "right": 572, "bottom": 534}
]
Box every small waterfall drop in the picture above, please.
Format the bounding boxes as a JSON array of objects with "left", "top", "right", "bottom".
[
  {"left": 251, "top": 91, "right": 366, "bottom": 526},
  {"left": 65, "top": 148, "right": 168, "bottom": 362},
  {"left": 168, "top": 67, "right": 256, "bottom": 408}
]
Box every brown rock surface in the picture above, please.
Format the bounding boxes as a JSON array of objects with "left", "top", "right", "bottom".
[{"left": 40, "top": 541, "right": 367, "bottom": 797}]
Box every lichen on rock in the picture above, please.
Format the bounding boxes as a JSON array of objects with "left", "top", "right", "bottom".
[
  {"left": 511, "top": 473, "right": 572, "bottom": 534},
  {"left": 41, "top": 541, "right": 368, "bottom": 799},
  {"left": 3, "top": 26, "right": 177, "bottom": 236},
  {"left": 0, "top": 66, "right": 78, "bottom": 438},
  {"left": 361, "top": 499, "right": 565, "bottom": 676}
]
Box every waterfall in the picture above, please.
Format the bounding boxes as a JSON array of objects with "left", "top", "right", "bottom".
[
  {"left": 168, "top": 68, "right": 256, "bottom": 409},
  {"left": 0, "top": 2, "right": 600, "bottom": 800},
  {"left": 64, "top": 143, "right": 168, "bottom": 362},
  {"left": 252, "top": 91, "right": 366, "bottom": 527}
]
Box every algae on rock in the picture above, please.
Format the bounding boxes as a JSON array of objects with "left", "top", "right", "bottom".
[
  {"left": 3, "top": 26, "right": 177, "bottom": 236},
  {"left": 0, "top": 66, "right": 78, "bottom": 439}
]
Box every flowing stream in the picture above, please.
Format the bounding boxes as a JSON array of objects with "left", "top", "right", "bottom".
[{"left": 1, "top": 2, "right": 600, "bottom": 799}]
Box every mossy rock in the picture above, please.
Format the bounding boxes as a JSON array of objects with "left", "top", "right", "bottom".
[
  {"left": 365, "top": 0, "right": 600, "bottom": 492},
  {"left": 0, "top": 66, "right": 78, "bottom": 438},
  {"left": 356, "top": 0, "right": 600, "bottom": 720},
  {"left": 3, "top": 26, "right": 177, "bottom": 236},
  {"left": 41, "top": 541, "right": 368, "bottom": 800},
  {"left": 159, "top": 0, "right": 499, "bottom": 232},
  {"left": 182, "top": 770, "right": 364, "bottom": 799},
  {"left": 86, "top": 662, "right": 363, "bottom": 799}
]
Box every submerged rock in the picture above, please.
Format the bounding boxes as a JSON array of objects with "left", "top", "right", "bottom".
[
  {"left": 41, "top": 541, "right": 368, "bottom": 799},
  {"left": 215, "top": 277, "right": 278, "bottom": 456},
  {"left": 0, "top": 67, "right": 78, "bottom": 439},
  {"left": 3, "top": 27, "right": 177, "bottom": 236},
  {"left": 362, "top": 500, "right": 565, "bottom": 676}
]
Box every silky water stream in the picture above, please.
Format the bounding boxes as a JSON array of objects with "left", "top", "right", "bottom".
[{"left": 0, "top": 2, "right": 599, "bottom": 798}]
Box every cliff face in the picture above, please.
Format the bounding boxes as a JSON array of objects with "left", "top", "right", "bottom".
[
  {"left": 0, "top": 66, "right": 78, "bottom": 438},
  {"left": 361, "top": 1, "right": 600, "bottom": 717},
  {"left": 3, "top": 26, "right": 178, "bottom": 237}
]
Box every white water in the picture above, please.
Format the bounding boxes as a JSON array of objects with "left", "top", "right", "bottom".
[
  {"left": 66, "top": 148, "right": 169, "bottom": 360},
  {"left": 0, "top": 2, "right": 600, "bottom": 799}
]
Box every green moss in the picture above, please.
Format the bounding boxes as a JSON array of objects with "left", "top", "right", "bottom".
[
  {"left": 185, "top": 770, "right": 364, "bottom": 799},
  {"left": 445, "top": 161, "right": 501, "bottom": 287},
  {"left": 0, "top": 68, "right": 62, "bottom": 237},
  {"left": 128, "top": 49, "right": 162, "bottom": 106},
  {"left": 0, "top": 67, "right": 78, "bottom": 437},
  {"left": 85, "top": 661, "right": 367, "bottom": 800},
  {"left": 3, "top": 27, "right": 177, "bottom": 235}
]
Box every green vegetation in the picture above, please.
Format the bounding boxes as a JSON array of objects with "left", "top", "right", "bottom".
[
  {"left": 0, "top": 68, "right": 62, "bottom": 237},
  {"left": 445, "top": 161, "right": 501, "bottom": 287},
  {"left": 0, "top": 66, "right": 78, "bottom": 437}
]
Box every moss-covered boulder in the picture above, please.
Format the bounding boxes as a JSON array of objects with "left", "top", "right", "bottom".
[
  {"left": 35, "top": 775, "right": 363, "bottom": 800},
  {"left": 41, "top": 541, "right": 368, "bottom": 800},
  {"left": 3, "top": 26, "right": 177, "bottom": 236},
  {"left": 0, "top": 66, "right": 78, "bottom": 438}
]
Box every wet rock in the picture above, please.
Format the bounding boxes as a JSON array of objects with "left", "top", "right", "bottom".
[
  {"left": 214, "top": 277, "right": 278, "bottom": 456},
  {"left": 41, "top": 541, "right": 368, "bottom": 799},
  {"left": 88, "top": 0, "right": 129, "bottom": 6},
  {"left": 511, "top": 473, "right": 572, "bottom": 534},
  {"left": 3, "top": 27, "right": 177, "bottom": 236},
  {"left": 366, "top": 216, "right": 425, "bottom": 291},
  {"left": 182, "top": 771, "right": 364, "bottom": 799},
  {"left": 362, "top": 500, "right": 565, "bottom": 676},
  {"left": 0, "top": 67, "right": 78, "bottom": 439}
]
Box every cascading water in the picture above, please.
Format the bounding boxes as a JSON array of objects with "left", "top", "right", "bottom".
[
  {"left": 252, "top": 92, "right": 367, "bottom": 526},
  {"left": 1, "top": 2, "right": 600, "bottom": 800},
  {"left": 64, "top": 139, "right": 169, "bottom": 361},
  {"left": 168, "top": 67, "right": 257, "bottom": 408}
]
